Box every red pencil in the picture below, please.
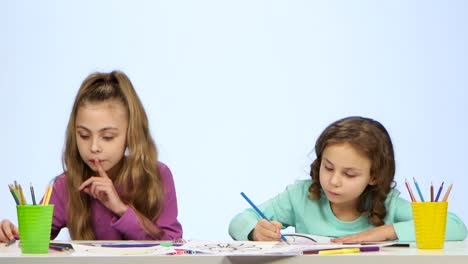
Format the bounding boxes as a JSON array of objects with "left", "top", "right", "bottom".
[{"left": 405, "top": 179, "right": 417, "bottom": 202}]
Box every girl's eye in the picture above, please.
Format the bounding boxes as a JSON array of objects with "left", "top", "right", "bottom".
[
  {"left": 325, "top": 166, "right": 333, "bottom": 171},
  {"left": 103, "top": 136, "right": 114, "bottom": 141},
  {"left": 79, "top": 134, "right": 89, "bottom": 139},
  {"left": 345, "top": 173, "right": 357, "bottom": 177}
]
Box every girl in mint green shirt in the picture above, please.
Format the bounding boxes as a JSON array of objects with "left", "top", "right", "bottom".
[{"left": 229, "top": 116, "right": 467, "bottom": 242}]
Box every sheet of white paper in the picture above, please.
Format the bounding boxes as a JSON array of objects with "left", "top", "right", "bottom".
[
  {"left": 283, "top": 233, "right": 333, "bottom": 244},
  {"left": 177, "top": 241, "right": 287, "bottom": 255},
  {"left": 177, "top": 240, "right": 391, "bottom": 255},
  {"left": 71, "top": 243, "right": 175, "bottom": 256}
]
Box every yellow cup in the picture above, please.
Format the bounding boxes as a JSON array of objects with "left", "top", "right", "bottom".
[{"left": 412, "top": 202, "right": 447, "bottom": 249}]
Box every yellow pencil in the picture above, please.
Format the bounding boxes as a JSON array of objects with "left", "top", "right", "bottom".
[
  {"left": 18, "top": 184, "right": 27, "bottom": 205},
  {"left": 45, "top": 184, "right": 53, "bottom": 205},
  {"left": 42, "top": 184, "right": 53, "bottom": 205}
]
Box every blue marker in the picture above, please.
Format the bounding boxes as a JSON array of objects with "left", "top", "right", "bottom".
[
  {"left": 240, "top": 192, "right": 288, "bottom": 243},
  {"left": 413, "top": 177, "right": 425, "bottom": 202}
]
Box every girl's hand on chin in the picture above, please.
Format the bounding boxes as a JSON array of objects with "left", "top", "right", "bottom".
[{"left": 79, "top": 160, "right": 128, "bottom": 216}]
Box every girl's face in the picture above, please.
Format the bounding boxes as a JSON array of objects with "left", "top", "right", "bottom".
[
  {"left": 75, "top": 100, "right": 128, "bottom": 178},
  {"left": 319, "top": 142, "right": 376, "bottom": 209}
]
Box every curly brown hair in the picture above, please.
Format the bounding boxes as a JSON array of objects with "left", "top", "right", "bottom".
[{"left": 308, "top": 116, "right": 395, "bottom": 226}]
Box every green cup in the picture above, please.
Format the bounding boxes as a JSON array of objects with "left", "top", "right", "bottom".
[{"left": 17, "top": 205, "right": 54, "bottom": 254}]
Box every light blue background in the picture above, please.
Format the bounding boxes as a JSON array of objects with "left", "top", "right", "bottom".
[{"left": 1, "top": 0, "right": 467, "bottom": 241}]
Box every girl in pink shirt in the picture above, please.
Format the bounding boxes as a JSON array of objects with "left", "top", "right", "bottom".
[{"left": 0, "top": 71, "right": 182, "bottom": 241}]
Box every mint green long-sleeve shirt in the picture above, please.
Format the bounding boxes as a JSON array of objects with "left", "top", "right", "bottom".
[{"left": 229, "top": 180, "right": 467, "bottom": 241}]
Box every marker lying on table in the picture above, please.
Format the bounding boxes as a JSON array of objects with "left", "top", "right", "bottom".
[
  {"left": 240, "top": 192, "right": 289, "bottom": 244},
  {"left": 49, "top": 242, "right": 73, "bottom": 251},
  {"left": 319, "top": 248, "right": 361, "bottom": 255},
  {"left": 49, "top": 244, "right": 72, "bottom": 251},
  {"left": 99, "top": 243, "right": 183, "bottom": 248},
  {"left": 304, "top": 246, "right": 380, "bottom": 255}
]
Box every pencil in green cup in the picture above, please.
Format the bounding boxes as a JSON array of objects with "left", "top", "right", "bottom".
[
  {"left": 18, "top": 184, "right": 27, "bottom": 205},
  {"left": 30, "top": 182, "right": 37, "bottom": 205},
  {"left": 8, "top": 184, "right": 20, "bottom": 205}
]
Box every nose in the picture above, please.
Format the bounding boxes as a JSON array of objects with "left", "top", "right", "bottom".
[
  {"left": 329, "top": 172, "right": 341, "bottom": 187},
  {"left": 90, "top": 137, "right": 102, "bottom": 153}
]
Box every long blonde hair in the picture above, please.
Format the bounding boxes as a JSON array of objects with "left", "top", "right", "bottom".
[
  {"left": 309, "top": 116, "right": 396, "bottom": 226},
  {"left": 63, "top": 71, "right": 164, "bottom": 239}
]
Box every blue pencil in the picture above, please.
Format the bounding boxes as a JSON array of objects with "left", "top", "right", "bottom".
[
  {"left": 434, "top": 182, "right": 444, "bottom": 202},
  {"left": 240, "top": 192, "right": 288, "bottom": 243},
  {"left": 413, "top": 177, "right": 425, "bottom": 202}
]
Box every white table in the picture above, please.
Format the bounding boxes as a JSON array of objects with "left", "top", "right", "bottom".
[{"left": 1, "top": 240, "right": 467, "bottom": 264}]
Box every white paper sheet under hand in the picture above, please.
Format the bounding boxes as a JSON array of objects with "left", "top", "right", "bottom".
[
  {"left": 71, "top": 243, "right": 176, "bottom": 256},
  {"left": 177, "top": 241, "right": 392, "bottom": 256},
  {"left": 177, "top": 241, "right": 330, "bottom": 256}
]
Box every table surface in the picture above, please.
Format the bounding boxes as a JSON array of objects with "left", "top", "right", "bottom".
[{"left": 1, "top": 240, "right": 468, "bottom": 264}]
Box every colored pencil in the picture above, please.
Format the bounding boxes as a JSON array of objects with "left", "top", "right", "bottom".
[
  {"left": 30, "top": 182, "right": 37, "bottom": 205},
  {"left": 404, "top": 179, "right": 417, "bottom": 202},
  {"left": 18, "top": 184, "right": 26, "bottom": 205},
  {"left": 42, "top": 184, "right": 53, "bottom": 205},
  {"left": 413, "top": 177, "right": 425, "bottom": 202},
  {"left": 434, "top": 182, "right": 444, "bottom": 202},
  {"left": 430, "top": 182, "right": 434, "bottom": 202},
  {"left": 8, "top": 185, "right": 20, "bottom": 205},
  {"left": 442, "top": 183, "right": 453, "bottom": 202},
  {"left": 240, "top": 192, "right": 288, "bottom": 243}
]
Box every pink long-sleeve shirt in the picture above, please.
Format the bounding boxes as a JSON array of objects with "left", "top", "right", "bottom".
[{"left": 48, "top": 162, "right": 183, "bottom": 240}]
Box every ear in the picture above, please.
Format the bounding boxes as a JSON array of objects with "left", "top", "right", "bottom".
[{"left": 368, "top": 176, "right": 378, "bottom": 186}]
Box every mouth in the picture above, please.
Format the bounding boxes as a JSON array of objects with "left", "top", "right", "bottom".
[
  {"left": 326, "top": 190, "right": 340, "bottom": 197},
  {"left": 89, "top": 159, "right": 104, "bottom": 164}
]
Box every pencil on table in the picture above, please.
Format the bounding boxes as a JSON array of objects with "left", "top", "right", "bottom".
[{"left": 6, "top": 239, "right": 16, "bottom": 247}]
